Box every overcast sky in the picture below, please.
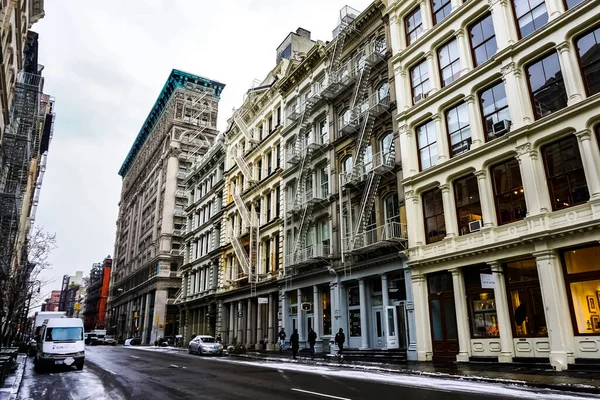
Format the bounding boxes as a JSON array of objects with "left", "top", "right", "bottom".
[{"left": 32, "top": 0, "right": 373, "bottom": 305}]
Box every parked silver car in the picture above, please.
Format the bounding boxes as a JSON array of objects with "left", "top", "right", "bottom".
[{"left": 188, "top": 335, "right": 223, "bottom": 355}]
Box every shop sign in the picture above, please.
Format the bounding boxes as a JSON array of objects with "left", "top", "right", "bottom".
[
  {"left": 480, "top": 274, "right": 496, "bottom": 289},
  {"left": 258, "top": 297, "right": 269, "bottom": 304}
]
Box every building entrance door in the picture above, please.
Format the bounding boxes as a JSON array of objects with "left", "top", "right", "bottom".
[
  {"left": 372, "top": 308, "right": 384, "bottom": 349},
  {"left": 428, "top": 272, "right": 459, "bottom": 358}
]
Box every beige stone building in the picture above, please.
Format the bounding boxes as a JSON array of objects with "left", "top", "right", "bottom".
[
  {"left": 386, "top": 0, "right": 600, "bottom": 369},
  {"left": 108, "top": 70, "right": 224, "bottom": 344}
]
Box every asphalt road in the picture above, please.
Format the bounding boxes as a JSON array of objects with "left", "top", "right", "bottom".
[{"left": 15, "top": 347, "right": 596, "bottom": 400}]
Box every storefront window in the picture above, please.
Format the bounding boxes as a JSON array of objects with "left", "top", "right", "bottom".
[
  {"left": 464, "top": 265, "right": 498, "bottom": 338},
  {"left": 505, "top": 259, "right": 548, "bottom": 337},
  {"left": 388, "top": 271, "right": 407, "bottom": 301},
  {"left": 288, "top": 291, "right": 298, "bottom": 315},
  {"left": 322, "top": 289, "right": 332, "bottom": 336},
  {"left": 562, "top": 245, "right": 600, "bottom": 335},
  {"left": 349, "top": 310, "right": 362, "bottom": 337}
]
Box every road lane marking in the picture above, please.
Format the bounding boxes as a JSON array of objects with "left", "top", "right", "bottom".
[
  {"left": 130, "top": 355, "right": 140, "bottom": 359},
  {"left": 169, "top": 364, "right": 180, "bottom": 368},
  {"left": 106, "top": 370, "right": 117, "bottom": 375},
  {"left": 291, "top": 388, "right": 351, "bottom": 400}
]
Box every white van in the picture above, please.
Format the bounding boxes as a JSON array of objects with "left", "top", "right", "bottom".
[{"left": 34, "top": 318, "right": 85, "bottom": 371}]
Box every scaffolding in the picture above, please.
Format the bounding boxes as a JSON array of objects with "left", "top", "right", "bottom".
[{"left": 0, "top": 71, "right": 44, "bottom": 275}]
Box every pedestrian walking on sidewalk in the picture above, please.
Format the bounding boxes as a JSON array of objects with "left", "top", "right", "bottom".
[
  {"left": 290, "top": 329, "right": 300, "bottom": 359},
  {"left": 334, "top": 328, "right": 345, "bottom": 360},
  {"left": 308, "top": 328, "right": 317, "bottom": 360},
  {"left": 278, "top": 328, "right": 286, "bottom": 353}
]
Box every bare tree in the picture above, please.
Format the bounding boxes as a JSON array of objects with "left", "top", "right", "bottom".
[{"left": 0, "top": 226, "right": 56, "bottom": 347}]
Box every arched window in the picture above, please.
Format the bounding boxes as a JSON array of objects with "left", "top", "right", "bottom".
[
  {"left": 342, "top": 155, "right": 353, "bottom": 174},
  {"left": 377, "top": 82, "right": 390, "bottom": 103},
  {"left": 357, "top": 51, "right": 366, "bottom": 72},
  {"left": 380, "top": 131, "right": 394, "bottom": 164},
  {"left": 339, "top": 108, "right": 352, "bottom": 129},
  {"left": 375, "top": 36, "right": 387, "bottom": 56},
  {"left": 384, "top": 193, "right": 400, "bottom": 224}
]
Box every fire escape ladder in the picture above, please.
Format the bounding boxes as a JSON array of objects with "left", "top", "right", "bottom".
[
  {"left": 351, "top": 112, "right": 375, "bottom": 182},
  {"left": 350, "top": 57, "right": 373, "bottom": 112},
  {"left": 233, "top": 110, "right": 258, "bottom": 145},
  {"left": 249, "top": 210, "right": 260, "bottom": 296},
  {"left": 234, "top": 146, "right": 256, "bottom": 183},
  {"left": 232, "top": 237, "right": 249, "bottom": 275},
  {"left": 355, "top": 172, "right": 382, "bottom": 238},
  {"left": 232, "top": 189, "right": 250, "bottom": 226}
]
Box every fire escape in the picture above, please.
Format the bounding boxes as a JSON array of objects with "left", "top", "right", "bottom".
[
  {"left": 0, "top": 72, "right": 43, "bottom": 274},
  {"left": 338, "top": 40, "right": 395, "bottom": 275},
  {"left": 230, "top": 108, "right": 260, "bottom": 296}
]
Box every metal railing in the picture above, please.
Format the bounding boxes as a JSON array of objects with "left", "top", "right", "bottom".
[
  {"left": 285, "top": 244, "right": 332, "bottom": 267},
  {"left": 343, "top": 222, "right": 407, "bottom": 252}
]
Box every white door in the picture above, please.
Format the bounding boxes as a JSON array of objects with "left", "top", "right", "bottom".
[
  {"left": 385, "top": 306, "right": 399, "bottom": 349},
  {"left": 372, "top": 309, "right": 384, "bottom": 349}
]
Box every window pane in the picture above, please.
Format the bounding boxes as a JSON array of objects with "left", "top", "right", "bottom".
[
  {"left": 569, "top": 280, "right": 600, "bottom": 334},
  {"left": 492, "top": 158, "right": 527, "bottom": 224},
  {"left": 576, "top": 27, "right": 600, "bottom": 96},
  {"left": 564, "top": 245, "right": 600, "bottom": 274},
  {"left": 423, "top": 188, "right": 445, "bottom": 243}
]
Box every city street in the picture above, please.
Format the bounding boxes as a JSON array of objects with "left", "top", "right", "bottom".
[{"left": 14, "top": 346, "right": 600, "bottom": 400}]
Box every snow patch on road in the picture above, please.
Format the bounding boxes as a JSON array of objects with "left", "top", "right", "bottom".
[{"left": 212, "top": 358, "right": 599, "bottom": 400}]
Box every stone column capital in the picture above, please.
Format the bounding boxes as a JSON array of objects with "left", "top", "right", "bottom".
[
  {"left": 449, "top": 268, "right": 461, "bottom": 276},
  {"left": 532, "top": 250, "right": 558, "bottom": 262},
  {"left": 432, "top": 113, "right": 442, "bottom": 122},
  {"left": 556, "top": 41, "right": 571, "bottom": 54},
  {"left": 455, "top": 28, "right": 466, "bottom": 38},
  {"left": 474, "top": 170, "right": 487, "bottom": 179},
  {"left": 575, "top": 129, "right": 592, "bottom": 142},
  {"left": 425, "top": 50, "right": 435, "bottom": 61},
  {"left": 487, "top": 261, "right": 502, "bottom": 272},
  {"left": 464, "top": 94, "right": 475, "bottom": 105},
  {"left": 381, "top": 273, "right": 388, "bottom": 281},
  {"left": 412, "top": 274, "right": 426, "bottom": 284},
  {"left": 439, "top": 183, "right": 451, "bottom": 193}
]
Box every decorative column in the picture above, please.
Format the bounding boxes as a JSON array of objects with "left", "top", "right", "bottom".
[
  {"left": 246, "top": 298, "right": 253, "bottom": 347},
  {"left": 474, "top": 170, "right": 496, "bottom": 227},
  {"left": 358, "top": 278, "right": 369, "bottom": 349},
  {"left": 426, "top": 51, "right": 439, "bottom": 94},
  {"left": 575, "top": 130, "right": 600, "bottom": 199},
  {"left": 439, "top": 184, "right": 458, "bottom": 238},
  {"left": 405, "top": 190, "right": 425, "bottom": 247},
  {"left": 515, "top": 143, "right": 543, "bottom": 217},
  {"left": 256, "top": 301, "right": 263, "bottom": 345},
  {"left": 395, "top": 68, "right": 411, "bottom": 112},
  {"left": 556, "top": 42, "right": 586, "bottom": 106},
  {"left": 411, "top": 274, "right": 432, "bottom": 360},
  {"left": 237, "top": 301, "right": 244, "bottom": 344},
  {"left": 450, "top": 268, "right": 471, "bottom": 362},
  {"left": 489, "top": 262, "right": 514, "bottom": 363},
  {"left": 419, "top": 0, "right": 434, "bottom": 32},
  {"left": 228, "top": 303, "right": 234, "bottom": 345},
  {"left": 501, "top": 63, "right": 533, "bottom": 130},
  {"left": 466, "top": 95, "right": 485, "bottom": 149},
  {"left": 281, "top": 292, "right": 288, "bottom": 335},
  {"left": 388, "top": 14, "right": 402, "bottom": 54},
  {"left": 381, "top": 274, "right": 390, "bottom": 307},
  {"left": 297, "top": 288, "right": 304, "bottom": 341},
  {"left": 455, "top": 28, "right": 472, "bottom": 74},
  {"left": 545, "top": 0, "right": 564, "bottom": 20},
  {"left": 489, "top": 0, "right": 519, "bottom": 49},
  {"left": 534, "top": 250, "right": 575, "bottom": 371},
  {"left": 450, "top": 0, "right": 461, "bottom": 11},
  {"left": 313, "top": 286, "right": 320, "bottom": 338},
  {"left": 267, "top": 293, "right": 275, "bottom": 350},
  {"left": 433, "top": 114, "right": 449, "bottom": 163}
]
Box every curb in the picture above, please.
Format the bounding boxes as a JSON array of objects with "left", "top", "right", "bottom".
[
  {"left": 228, "top": 353, "right": 600, "bottom": 397},
  {"left": 8, "top": 354, "right": 27, "bottom": 400}
]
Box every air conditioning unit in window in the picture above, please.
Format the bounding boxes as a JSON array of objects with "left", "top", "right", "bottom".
[
  {"left": 413, "top": 92, "right": 428, "bottom": 104},
  {"left": 489, "top": 120, "right": 511, "bottom": 139},
  {"left": 468, "top": 220, "right": 483, "bottom": 233}
]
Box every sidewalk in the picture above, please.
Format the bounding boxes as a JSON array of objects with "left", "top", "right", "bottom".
[
  {"left": 228, "top": 350, "right": 600, "bottom": 396},
  {"left": 0, "top": 354, "right": 26, "bottom": 400}
]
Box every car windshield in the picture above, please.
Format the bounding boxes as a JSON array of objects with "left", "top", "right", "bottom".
[
  {"left": 45, "top": 327, "right": 83, "bottom": 342},
  {"left": 200, "top": 337, "right": 216, "bottom": 343}
]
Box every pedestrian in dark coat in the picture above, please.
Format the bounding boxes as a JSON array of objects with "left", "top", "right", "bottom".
[
  {"left": 308, "top": 328, "right": 317, "bottom": 359},
  {"left": 334, "top": 328, "right": 345, "bottom": 358},
  {"left": 290, "top": 329, "right": 300, "bottom": 359}
]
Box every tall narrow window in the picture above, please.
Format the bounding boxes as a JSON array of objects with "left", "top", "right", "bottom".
[
  {"left": 469, "top": 14, "right": 497, "bottom": 66},
  {"left": 277, "top": 106, "right": 282, "bottom": 126},
  {"left": 380, "top": 132, "right": 394, "bottom": 164},
  {"left": 491, "top": 158, "right": 527, "bottom": 225},
  {"left": 513, "top": 0, "right": 548, "bottom": 38},
  {"left": 454, "top": 175, "right": 482, "bottom": 235},
  {"left": 363, "top": 145, "right": 373, "bottom": 174},
  {"left": 384, "top": 193, "right": 400, "bottom": 224},
  {"left": 526, "top": 52, "right": 567, "bottom": 119},
  {"left": 542, "top": 135, "right": 589, "bottom": 210},
  {"left": 319, "top": 119, "right": 329, "bottom": 144},
  {"left": 423, "top": 188, "right": 446, "bottom": 244},
  {"left": 320, "top": 167, "right": 329, "bottom": 198},
  {"left": 377, "top": 82, "right": 390, "bottom": 104},
  {"left": 479, "top": 81, "right": 510, "bottom": 141},
  {"left": 410, "top": 60, "right": 430, "bottom": 104},
  {"left": 446, "top": 102, "right": 471, "bottom": 157},
  {"left": 405, "top": 7, "right": 424, "bottom": 45},
  {"left": 438, "top": 39, "right": 461, "bottom": 87},
  {"left": 266, "top": 192, "right": 272, "bottom": 221},
  {"left": 576, "top": 26, "right": 600, "bottom": 97},
  {"left": 432, "top": 0, "right": 452, "bottom": 25},
  {"left": 416, "top": 120, "right": 438, "bottom": 171}
]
